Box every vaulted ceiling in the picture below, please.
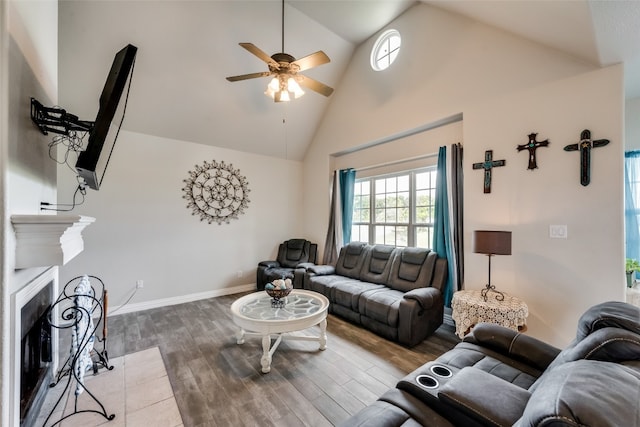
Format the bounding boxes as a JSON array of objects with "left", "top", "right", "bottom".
[{"left": 58, "top": 1, "right": 640, "bottom": 162}]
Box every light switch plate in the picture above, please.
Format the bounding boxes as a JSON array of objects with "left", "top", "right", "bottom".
[{"left": 550, "top": 225, "right": 567, "bottom": 239}]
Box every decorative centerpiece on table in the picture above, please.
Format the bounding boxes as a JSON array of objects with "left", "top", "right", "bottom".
[{"left": 265, "top": 278, "right": 293, "bottom": 307}]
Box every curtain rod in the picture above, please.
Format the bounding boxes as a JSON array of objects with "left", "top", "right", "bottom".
[{"left": 354, "top": 152, "right": 438, "bottom": 172}]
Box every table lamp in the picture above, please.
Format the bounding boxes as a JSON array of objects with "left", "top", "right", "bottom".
[{"left": 473, "top": 230, "right": 512, "bottom": 301}]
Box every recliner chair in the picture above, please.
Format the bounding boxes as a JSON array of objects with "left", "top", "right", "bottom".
[{"left": 256, "top": 238, "right": 317, "bottom": 290}]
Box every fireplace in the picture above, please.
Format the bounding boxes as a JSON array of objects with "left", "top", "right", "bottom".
[
  {"left": 19, "top": 281, "right": 53, "bottom": 426},
  {"left": 11, "top": 268, "right": 59, "bottom": 427},
  {"left": 8, "top": 215, "right": 93, "bottom": 427}
]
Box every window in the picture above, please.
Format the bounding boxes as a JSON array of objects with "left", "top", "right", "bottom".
[
  {"left": 370, "top": 29, "right": 401, "bottom": 71},
  {"left": 351, "top": 168, "right": 437, "bottom": 248}
]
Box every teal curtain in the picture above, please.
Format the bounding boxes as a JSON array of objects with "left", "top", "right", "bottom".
[
  {"left": 340, "top": 168, "right": 356, "bottom": 244},
  {"left": 434, "top": 147, "right": 455, "bottom": 306},
  {"left": 625, "top": 151, "right": 640, "bottom": 273}
]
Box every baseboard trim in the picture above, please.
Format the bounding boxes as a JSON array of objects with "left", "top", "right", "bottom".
[
  {"left": 108, "top": 283, "right": 256, "bottom": 316},
  {"left": 444, "top": 310, "right": 454, "bottom": 327}
]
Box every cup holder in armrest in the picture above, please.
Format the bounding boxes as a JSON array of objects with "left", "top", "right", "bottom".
[
  {"left": 430, "top": 364, "right": 453, "bottom": 378},
  {"left": 416, "top": 374, "right": 439, "bottom": 389},
  {"left": 396, "top": 362, "right": 459, "bottom": 408}
]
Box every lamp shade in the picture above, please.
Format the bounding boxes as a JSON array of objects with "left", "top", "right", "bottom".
[{"left": 473, "top": 230, "right": 512, "bottom": 255}]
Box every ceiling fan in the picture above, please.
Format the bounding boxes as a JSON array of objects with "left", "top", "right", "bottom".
[{"left": 225, "top": 0, "right": 334, "bottom": 102}]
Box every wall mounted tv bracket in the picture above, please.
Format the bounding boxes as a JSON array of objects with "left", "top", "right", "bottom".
[{"left": 30, "top": 98, "right": 94, "bottom": 136}]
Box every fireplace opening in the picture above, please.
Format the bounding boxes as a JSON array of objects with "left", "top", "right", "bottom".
[{"left": 20, "top": 281, "right": 53, "bottom": 426}]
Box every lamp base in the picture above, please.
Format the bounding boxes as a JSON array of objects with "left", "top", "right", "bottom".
[{"left": 481, "top": 284, "right": 505, "bottom": 302}]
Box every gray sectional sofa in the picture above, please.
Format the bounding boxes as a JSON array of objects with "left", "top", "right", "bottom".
[
  {"left": 341, "top": 301, "right": 640, "bottom": 426},
  {"left": 303, "top": 242, "right": 448, "bottom": 347}
]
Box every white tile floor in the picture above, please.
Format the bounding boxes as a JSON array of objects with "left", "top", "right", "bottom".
[{"left": 36, "top": 347, "right": 183, "bottom": 427}]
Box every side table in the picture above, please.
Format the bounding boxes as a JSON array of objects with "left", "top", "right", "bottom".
[{"left": 451, "top": 289, "right": 528, "bottom": 339}]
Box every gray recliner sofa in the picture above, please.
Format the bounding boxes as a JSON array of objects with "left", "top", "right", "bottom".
[
  {"left": 304, "top": 242, "right": 448, "bottom": 347},
  {"left": 341, "top": 301, "right": 640, "bottom": 426}
]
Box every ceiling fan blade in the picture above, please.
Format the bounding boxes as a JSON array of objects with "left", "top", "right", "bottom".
[
  {"left": 292, "top": 51, "right": 330, "bottom": 72},
  {"left": 239, "top": 43, "right": 279, "bottom": 69},
  {"left": 298, "top": 75, "right": 334, "bottom": 97},
  {"left": 226, "top": 71, "right": 271, "bottom": 82}
]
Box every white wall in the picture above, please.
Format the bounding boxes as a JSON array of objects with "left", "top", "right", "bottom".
[
  {"left": 302, "top": 2, "right": 623, "bottom": 346},
  {"left": 2, "top": 0, "right": 58, "bottom": 425},
  {"left": 464, "top": 65, "right": 624, "bottom": 346},
  {"left": 58, "top": 131, "right": 305, "bottom": 312}
]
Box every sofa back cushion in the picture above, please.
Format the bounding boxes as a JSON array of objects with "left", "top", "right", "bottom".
[
  {"left": 387, "top": 248, "right": 437, "bottom": 292},
  {"left": 575, "top": 300, "right": 640, "bottom": 341},
  {"left": 335, "top": 242, "right": 370, "bottom": 279},
  {"left": 541, "top": 327, "right": 640, "bottom": 376},
  {"left": 278, "top": 239, "right": 312, "bottom": 268},
  {"left": 359, "top": 245, "right": 397, "bottom": 284},
  {"left": 514, "top": 360, "right": 640, "bottom": 427}
]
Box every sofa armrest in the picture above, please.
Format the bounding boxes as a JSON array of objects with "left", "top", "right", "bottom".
[
  {"left": 464, "top": 323, "right": 561, "bottom": 371},
  {"left": 258, "top": 260, "right": 279, "bottom": 268},
  {"left": 307, "top": 264, "right": 335, "bottom": 275},
  {"left": 438, "top": 367, "right": 531, "bottom": 427},
  {"left": 296, "top": 262, "right": 315, "bottom": 270},
  {"left": 403, "top": 287, "right": 441, "bottom": 310}
]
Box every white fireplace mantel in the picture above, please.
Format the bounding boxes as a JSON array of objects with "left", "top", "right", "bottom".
[{"left": 10, "top": 215, "right": 96, "bottom": 269}]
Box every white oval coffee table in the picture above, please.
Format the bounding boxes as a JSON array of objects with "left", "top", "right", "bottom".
[{"left": 230, "top": 289, "right": 329, "bottom": 373}]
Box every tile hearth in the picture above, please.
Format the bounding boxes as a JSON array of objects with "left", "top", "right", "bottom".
[{"left": 36, "top": 347, "right": 183, "bottom": 427}]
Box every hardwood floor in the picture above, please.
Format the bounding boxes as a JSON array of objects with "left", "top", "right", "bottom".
[{"left": 105, "top": 292, "right": 459, "bottom": 426}]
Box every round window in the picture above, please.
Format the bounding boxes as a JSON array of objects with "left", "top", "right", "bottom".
[{"left": 370, "top": 29, "right": 401, "bottom": 71}]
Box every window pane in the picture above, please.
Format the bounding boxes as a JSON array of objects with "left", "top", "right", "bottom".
[
  {"left": 375, "top": 225, "right": 385, "bottom": 244},
  {"left": 398, "top": 207, "right": 409, "bottom": 223},
  {"left": 397, "top": 191, "right": 409, "bottom": 207},
  {"left": 416, "top": 226, "right": 432, "bottom": 249},
  {"left": 398, "top": 175, "right": 409, "bottom": 191},
  {"left": 396, "top": 226, "right": 408, "bottom": 247},
  {"left": 375, "top": 179, "right": 386, "bottom": 194},
  {"left": 386, "top": 208, "right": 397, "bottom": 222},
  {"left": 386, "top": 177, "right": 397, "bottom": 193}
]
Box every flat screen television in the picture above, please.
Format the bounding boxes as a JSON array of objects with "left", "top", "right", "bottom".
[
  {"left": 31, "top": 43, "right": 138, "bottom": 192},
  {"left": 75, "top": 44, "right": 138, "bottom": 190}
]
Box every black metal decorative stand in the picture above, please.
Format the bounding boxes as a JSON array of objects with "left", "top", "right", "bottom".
[{"left": 43, "top": 275, "right": 114, "bottom": 426}]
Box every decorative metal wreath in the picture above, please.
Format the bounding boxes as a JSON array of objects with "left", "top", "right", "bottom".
[{"left": 182, "top": 160, "right": 250, "bottom": 225}]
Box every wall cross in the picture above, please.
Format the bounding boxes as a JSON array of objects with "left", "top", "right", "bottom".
[
  {"left": 517, "top": 133, "right": 549, "bottom": 170},
  {"left": 563, "top": 129, "right": 610, "bottom": 186},
  {"left": 472, "top": 150, "right": 506, "bottom": 194}
]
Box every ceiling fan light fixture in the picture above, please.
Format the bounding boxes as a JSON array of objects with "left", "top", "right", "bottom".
[
  {"left": 265, "top": 77, "right": 280, "bottom": 98},
  {"left": 265, "top": 75, "right": 304, "bottom": 102},
  {"left": 287, "top": 77, "right": 305, "bottom": 98}
]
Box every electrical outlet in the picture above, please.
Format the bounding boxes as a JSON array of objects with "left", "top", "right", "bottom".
[
  {"left": 236, "top": 271, "right": 243, "bottom": 278},
  {"left": 136, "top": 279, "right": 144, "bottom": 289}
]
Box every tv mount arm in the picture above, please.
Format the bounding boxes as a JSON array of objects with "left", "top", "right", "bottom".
[{"left": 30, "top": 98, "right": 94, "bottom": 136}]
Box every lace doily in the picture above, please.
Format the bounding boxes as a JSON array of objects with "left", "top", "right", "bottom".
[{"left": 451, "top": 289, "right": 528, "bottom": 339}]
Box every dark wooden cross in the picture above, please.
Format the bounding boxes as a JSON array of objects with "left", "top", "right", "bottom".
[
  {"left": 517, "top": 133, "right": 549, "bottom": 170},
  {"left": 563, "top": 129, "right": 610, "bottom": 186},
  {"left": 472, "top": 150, "right": 506, "bottom": 193}
]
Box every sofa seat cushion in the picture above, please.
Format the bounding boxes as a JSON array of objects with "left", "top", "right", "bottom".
[
  {"left": 359, "top": 288, "right": 404, "bottom": 328},
  {"left": 306, "top": 274, "right": 354, "bottom": 300},
  {"left": 263, "top": 267, "right": 295, "bottom": 282},
  {"left": 334, "top": 281, "right": 386, "bottom": 311},
  {"left": 436, "top": 343, "right": 541, "bottom": 389}
]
